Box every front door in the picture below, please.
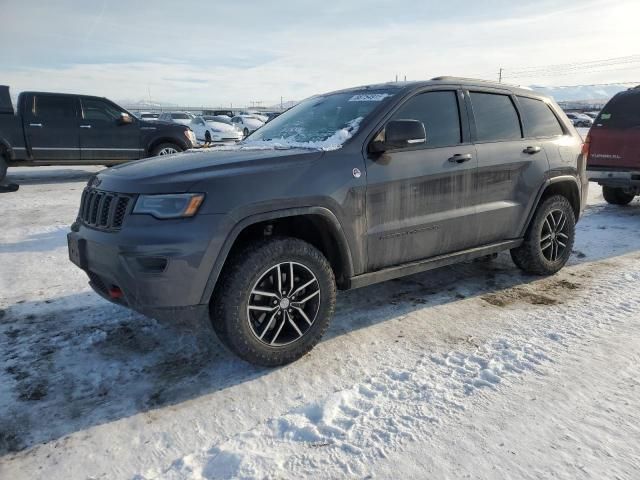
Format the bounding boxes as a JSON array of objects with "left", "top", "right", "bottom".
[
  {"left": 80, "top": 97, "right": 142, "bottom": 162},
  {"left": 24, "top": 94, "right": 80, "bottom": 161},
  {"left": 365, "top": 89, "right": 478, "bottom": 271}
]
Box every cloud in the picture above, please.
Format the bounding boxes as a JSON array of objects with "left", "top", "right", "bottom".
[{"left": 2, "top": 0, "right": 638, "bottom": 105}]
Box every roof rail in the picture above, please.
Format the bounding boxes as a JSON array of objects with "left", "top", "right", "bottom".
[{"left": 430, "top": 76, "right": 532, "bottom": 90}]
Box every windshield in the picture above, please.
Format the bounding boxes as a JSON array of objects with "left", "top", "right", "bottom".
[{"left": 245, "top": 88, "right": 397, "bottom": 150}]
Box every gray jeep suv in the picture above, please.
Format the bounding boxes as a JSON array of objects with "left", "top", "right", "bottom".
[{"left": 68, "top": 77, "right": 587, "bottom": 366}]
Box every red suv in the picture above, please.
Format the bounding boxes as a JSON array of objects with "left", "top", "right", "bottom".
[{"left": 586, "top": 86, "right": 640, "bottom": 205}]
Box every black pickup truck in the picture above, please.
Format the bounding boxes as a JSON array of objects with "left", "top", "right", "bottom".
[{"left": 0, "top": 86, "right": 196, "bottom": 182}]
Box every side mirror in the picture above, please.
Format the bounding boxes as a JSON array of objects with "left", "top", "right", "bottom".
[
  {"left": 370, "top": 119, "right": 426, "bottom": 153},
  {"left": 118, "top": 113, "right": 134, "bottom": 125}
]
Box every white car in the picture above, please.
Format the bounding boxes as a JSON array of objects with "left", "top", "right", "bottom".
[
  {"left": 565, "top": 112, "right": 593, "bottom": 128},
  {"left": 158, "top": 111, "right": 194, "bottom": 126},
  {"left": 190, "top": 116, "right": 243, "bottom": 144},
  {"left": 231, "top": 115, "right": 265, "bottom": 137},
  {"left": 137, "top": 111, "right": 160, "bottom": 121}
]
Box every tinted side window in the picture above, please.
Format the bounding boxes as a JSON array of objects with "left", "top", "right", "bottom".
[
  {"left": 390, "top": 90, "right": 461, "bottom": 148},
  {"left": 33, "top": 95, "right": 77, "bottom": 119},
  {"left": 517, "top": 96, "right": 564, "bottom": 137},
  {"left": 83, "top": 98, "right": 122, "bottom": 121},
  {"left": 470, "top": 92, "right": 521, "bottom": 142},
  {"left": 597, "top": 92, "right": 640, "bottom": 128}
]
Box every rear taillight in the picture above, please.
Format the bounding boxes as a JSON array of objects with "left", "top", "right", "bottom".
[{"left": 581, "top": 132, "right": 591, "bottom": 159}]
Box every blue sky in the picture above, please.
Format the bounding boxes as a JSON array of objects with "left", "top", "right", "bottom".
[{"left": 2, "top": 0, "right": 639, "bottom": 106}]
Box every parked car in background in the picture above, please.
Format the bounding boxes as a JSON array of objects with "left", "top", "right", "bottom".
[
  {"left": 231, "top": 114, "right": 264, "bottom": 137},
  {"left": 158, "top": 111, "right": 194, "bottom": 126},
  {"left": 264, "top": 112, "right": 281, "bottom": 123},
  {"left": 0, "top": 86, "right": 196, "bottom": 181},
  {"left": 202, "top": 109, "right": 234, "bottom": 118},
  {"left": 68, "top": 77, "right": 586, "bottom": 366},
  {"left": 586, "top": 86, "right": 640, "bottom": 205},
  {"left": 565, "top": 112, "right": 594, "bottom": 127},
  {"left": 136, "top": 111, "right": 160, "bottom": 121},
  {"left": 190, "top": 115, "right": 243, "bottom": 144}
]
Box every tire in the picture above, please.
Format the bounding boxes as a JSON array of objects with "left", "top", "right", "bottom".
[
  {"left": 243, "top": 128, "right": 249, "bottom": 137},
  {"left": 211, "top": 237, "right": 336, "bottom": 366},
  {"left": 510, "top": 195, "right": 576, "bottom": 275},
  {"left": 151, "top": 142, "right": 183, "bottom": 156},
  {"left": 602, "top": 186, "right": 635, "bottom": 206},
  {"left": 0, "top": 154, "right": 7, "bottom": 183},
  {"left": 204, "top": 130, "right": 212, "bottom": 144}
]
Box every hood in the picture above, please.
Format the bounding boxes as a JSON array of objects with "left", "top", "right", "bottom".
[
  {"left": 206, "top": 121, "right": 236, "bottom": 133},
  {"left": 95, "top": 147, "right": 323, "bottom": 194},
  {"left": 243, "top": 118, "right": 264, "bottom": 128},
  {"left": 139, "top": 119, "right": 188, "bottom": 130}
]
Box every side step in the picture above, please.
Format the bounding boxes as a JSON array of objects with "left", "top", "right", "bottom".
[{"left": 347, "top": 239, "right": 522, "bottom": 290}]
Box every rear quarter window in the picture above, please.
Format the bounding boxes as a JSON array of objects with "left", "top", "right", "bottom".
[
  {"left": 469, "top": 92, "right": 522, "bottom": 142},
  {"left": 517, "top": 96, "right": 564, "bottom": 137},
  {"left": 597, "top": 91, "right": 640, "bottom": 129}
]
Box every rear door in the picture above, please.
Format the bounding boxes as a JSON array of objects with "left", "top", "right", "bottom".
[
  {"left": 588, "top": 91, "right": 640, "bottom": 170},
  {"left": 467, "top": 90, "right": 549, "bottom": 245},
  {"left": 365, "top": 89, "right": 478, "bottom": 270},
  {"left": 23, "top": 94, "right": 80, "bottom": 161},
  {"left": 80, "top": 97, "right": 142, "bottom": 162}
]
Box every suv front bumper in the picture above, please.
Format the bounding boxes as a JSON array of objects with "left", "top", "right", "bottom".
[{"left": 67, "top": 212, "right": 230, "bottom": 322}]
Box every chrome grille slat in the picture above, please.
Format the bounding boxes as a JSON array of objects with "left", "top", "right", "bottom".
[{"left": 77, "top": 187, "right": 133, "bottom": 231}]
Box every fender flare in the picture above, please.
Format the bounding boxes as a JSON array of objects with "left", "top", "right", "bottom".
[
  {"left": 199, "top": 206, "right": 355, "bottom": 304},
  {"left": 521, "top": 175, "right": 581, "bottom": 236}
]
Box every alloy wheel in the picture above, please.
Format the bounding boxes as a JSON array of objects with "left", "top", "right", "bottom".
[
  {"left": 540, "top": 209, "right": 569, "bottom": 262},
  {"left": 158, "top": 147, "right": 178, "bottom": 155},
  {"left": 247, "top": 261, "right": 320, "bottom": 346}
]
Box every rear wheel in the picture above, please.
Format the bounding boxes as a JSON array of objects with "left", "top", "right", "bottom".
[
  {"left": 211, "top": 237, "right": 336, "bottom": 366},
  {"left": 602, "top": 186, "right": 635, "bottom": 205},
  {"left": 151, "top": 143, "right": 183, "bottom": 156},
  {"left": 511, "top": 195, "right": 576, "bottom": 275}
]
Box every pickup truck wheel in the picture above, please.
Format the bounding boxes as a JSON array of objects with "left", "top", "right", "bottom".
[
  {"left": 602, "top": 186, "right": 635, "bottom": 205},
  {"left": 151, "top": 143, "right": 182, "bottom": 156},
  {"left": 211, "top": 237, "right": 336, "bottom": 366},
  {"left": 510, "top": 195, "right": 575, "bottom": 275}
]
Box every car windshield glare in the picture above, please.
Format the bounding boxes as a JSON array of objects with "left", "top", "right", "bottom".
[{"left": 245, "top": 89, "right": 397, "bottom": 150}]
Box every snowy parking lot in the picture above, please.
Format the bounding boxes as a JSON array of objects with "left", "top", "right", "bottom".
[{"left": 1, "top": 165, "right": 640, "bottom": 479}]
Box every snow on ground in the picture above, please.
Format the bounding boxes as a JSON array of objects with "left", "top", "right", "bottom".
[{"left": 1, "top": 165, "right": 640, "bottom": 479}]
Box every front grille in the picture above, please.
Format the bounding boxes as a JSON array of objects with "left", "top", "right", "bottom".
[{"left": 78, "top": 187, "right": 134, "bottom": 231}]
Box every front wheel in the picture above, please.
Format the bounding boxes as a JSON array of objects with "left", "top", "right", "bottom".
[
  {"left": 151, "top": 142, "right": 183, "bottom": 156},
  {"left": 211, "top": 237, "right": 336, "bottom": 366},
  {"left": 511, "top": 195, "right": 576, "bottom": 275},
  {"left": 243, "top": 128, "right": 249, "bottom": 137},
  {"left": 602, "top": 186, "right": 635, "bottom": 205}
]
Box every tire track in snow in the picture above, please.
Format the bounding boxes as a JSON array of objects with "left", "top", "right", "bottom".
[{"left": 137, "top": 261, "right": 640, "bottom": 480}]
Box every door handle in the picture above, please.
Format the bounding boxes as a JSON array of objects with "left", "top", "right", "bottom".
[
  {"left": 523, "top": 146, "right": 541, "bottom": 154},
  {"left": 80, "top": 125, "right": 92, "bottom": 129},
  {"left": 448, "top": 153, "right": 473, "bottom": 164},
  {"left": 29, "top": 123, "right": 43, "bottom": 127}
]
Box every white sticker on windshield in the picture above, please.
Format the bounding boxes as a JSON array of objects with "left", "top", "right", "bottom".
[{"left": 348, "top": 94, "right": 391, "bottom": 102}]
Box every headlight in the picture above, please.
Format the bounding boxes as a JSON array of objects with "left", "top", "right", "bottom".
[
  {"left": 133, "top": 193, "right": 205, "bottom": 219},
  {"left": 184, "top": 129, "right": 196, "bottom": 143}
]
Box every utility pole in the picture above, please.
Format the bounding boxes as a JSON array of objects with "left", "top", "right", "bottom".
[
  {"left": 280, "top": 96, "right": 283, "bottom": 111},
  {"left": 395, "top": 74, "right": 398, "bottom": 82},
  {"left": 498, "top": 68, "right": 503, "bottom": 83}
]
